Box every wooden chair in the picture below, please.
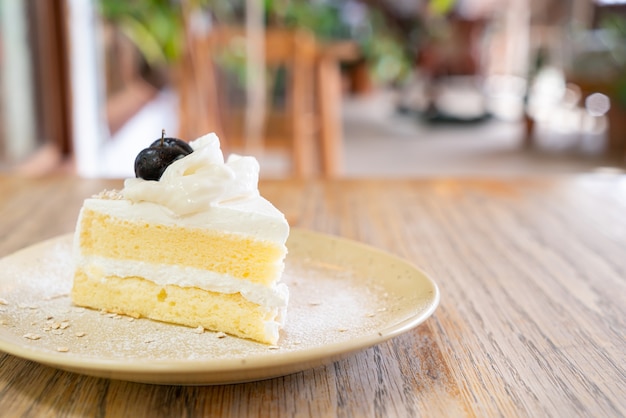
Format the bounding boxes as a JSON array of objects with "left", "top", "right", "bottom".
[{"left": 177, "top": 26, "right": 342, "bottom": 178}]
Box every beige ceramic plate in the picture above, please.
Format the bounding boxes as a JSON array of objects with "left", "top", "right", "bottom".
[{"left": 0, "top": 229, "right": 439, "bottom": 385}]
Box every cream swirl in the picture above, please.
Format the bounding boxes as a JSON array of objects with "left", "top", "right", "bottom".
[{"left": 123, "top": 133, "right": 260, "bottom": 216}]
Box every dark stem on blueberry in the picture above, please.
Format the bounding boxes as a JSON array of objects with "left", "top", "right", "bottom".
[{"left": 160, "top": 129, "right": 165, "bottom": 146}]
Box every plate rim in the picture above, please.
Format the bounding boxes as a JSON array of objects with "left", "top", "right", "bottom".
[{"left": 0, "top": 229, "right": 440, "bottom": 382}]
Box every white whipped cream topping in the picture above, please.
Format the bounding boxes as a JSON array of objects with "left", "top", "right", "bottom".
[
  {"left": 123, "top": 133, "right": 261, "bottom": 216},
  {"left": 111, "top": 131, "right": 289, "bottom": 241}
]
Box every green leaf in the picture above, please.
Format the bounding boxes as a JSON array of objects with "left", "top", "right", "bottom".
[
  {"left": 118, "top": 15, "right": 168, "bottom": 66},
  {"left": 430, "top": 0, "right": 457, "bottom": 15}
]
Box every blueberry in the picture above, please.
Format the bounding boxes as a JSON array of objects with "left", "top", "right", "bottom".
[
  {"left": 134, "top": 130, "right": 192, "bottom": 180},
  {"left": 149, "top": 137, "right": 193, "bottom": 154}
]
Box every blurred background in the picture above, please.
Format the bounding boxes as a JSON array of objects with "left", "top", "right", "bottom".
[{"left": 1, "top": 0, "right": 625, "bottom": 178}]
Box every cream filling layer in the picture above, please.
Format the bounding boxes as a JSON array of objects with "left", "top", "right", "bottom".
[
  {"left": 266, "top": 306, "right": 287, "bottom": 339},
  {"left": 77, "top": 256, "right": 289, "bottom": 308}
]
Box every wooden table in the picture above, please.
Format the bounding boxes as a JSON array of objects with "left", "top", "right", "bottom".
[{"left": 0, "top": 174, "right": 625, "bottom": 417}]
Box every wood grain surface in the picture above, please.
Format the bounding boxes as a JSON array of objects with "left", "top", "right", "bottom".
[{"left": 0, "top": 174, "right": 625, "bottom": 417}]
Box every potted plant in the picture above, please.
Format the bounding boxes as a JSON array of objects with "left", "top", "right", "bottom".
[{"left": 568, "top": 13, "right": 626, "bottom": 158}]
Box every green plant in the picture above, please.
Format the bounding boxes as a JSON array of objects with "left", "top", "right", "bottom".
[
  {"left": 98, "top": 0, "right": 453, "bottom": 87},
  {"left": 600, "top": 14, "right": 626, "bottom": 106},
  {"left": 275, "top": 0, "right": 351, "bottom": 41},
  {"left": 570, "top": 13, "right": 626, "bottom": 108},
  {"left": 98, "top": 0, "right": 188, "bottom": 66},
  {"left": 358, "top": 10, "right": 413, "bottom": 85},
  {"left": 269, "top": 0, "right": 414, "bottom": 85}
]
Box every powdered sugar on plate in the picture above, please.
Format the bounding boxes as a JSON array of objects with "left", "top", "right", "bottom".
[{"left": 0, "top": 231, "right": 438, "bottom": 382}]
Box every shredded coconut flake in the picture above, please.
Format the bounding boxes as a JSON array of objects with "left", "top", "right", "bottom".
[{"left": 93, "top": 189, "right": 124, "bottom": 200}]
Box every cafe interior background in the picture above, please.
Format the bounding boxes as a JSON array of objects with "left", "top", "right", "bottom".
[{"left": 0, "top": 0, "right": 625, "bottom": 179}]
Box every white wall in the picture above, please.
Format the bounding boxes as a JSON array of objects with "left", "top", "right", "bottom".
[
  {"left": 0, "top": 0, "right": 37, "bottom": 162},
  {"left": 67, "top": 0, "right": 110, "bottom": 177}
]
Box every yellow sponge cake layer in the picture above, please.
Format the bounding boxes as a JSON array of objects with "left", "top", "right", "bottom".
[
  {"left": 73, "top": 269, "right": 283, "bottom": 344},
  {"left": 78, "top": 209, "right": 285, "bottom": 285}
]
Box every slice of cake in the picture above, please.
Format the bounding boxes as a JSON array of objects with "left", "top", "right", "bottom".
[{"left": 71, "top": 133, "right": 290, "bottom": 344}]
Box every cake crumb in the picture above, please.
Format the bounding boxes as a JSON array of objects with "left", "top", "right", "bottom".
[
  {"left": 23, "top": 333, "right": 41, "bottom": 340},
  {"left": 125, "top": 317, "right": 135, "bottom": 322},
  {"left": 99, "top": 309, "right": 109, "bottom": 315},
  {"left": 366, "top": 313, "right": 376, "bottom": 318},
  {"left": 0, "top": 319, "right": 7, "bottom": 326},
  {"left": 215, "top": 332, "right": 227, "bottom": 339},
  {"left": 144, "top": 338, "right": 155, "bottom": 343},
  {"left": 193, "top": 326, "right": 204, "bottom": 334},
  {"left": 45, "top": 315, "right": 54, "bottom": 320},
  {"left": 337, "top": 327, "right": 348, "bottom": 332},
  {"left": 45, "top": 293, "right": 68, "bottom": 301},
  {"left": 106, "top": 313, "right": 119, "bottom": 319},
  {"left": 59, "top": 322, "right": 70, "bottom": 330},
  {"left": 0, "top": 298, "right": 8, "bottom": 305},
  {"left": 75, "top": 332, "right": 86, "bottom": 337},
  {"left": 19, "top": 304, "right": 38, "bottom": 310},
  {"left": 51, "top": 322, "right": 61, "bottom": 330},
  {"left": 377, "top": 307, "right": 387, "bottom": 312},
  {"left": 56, "top": 347, "right": 69, "bottom": 353},
  {"left": 268, "top": 345, "right": 280, "bottom": 350}
]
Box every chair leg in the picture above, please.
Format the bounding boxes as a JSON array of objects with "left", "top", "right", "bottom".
[
  {"left": 292, "top": 58, "right": 315, "bottom": 178},
  {"left": 316, "top": 57, "right": 343, "bottom": 178}
]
